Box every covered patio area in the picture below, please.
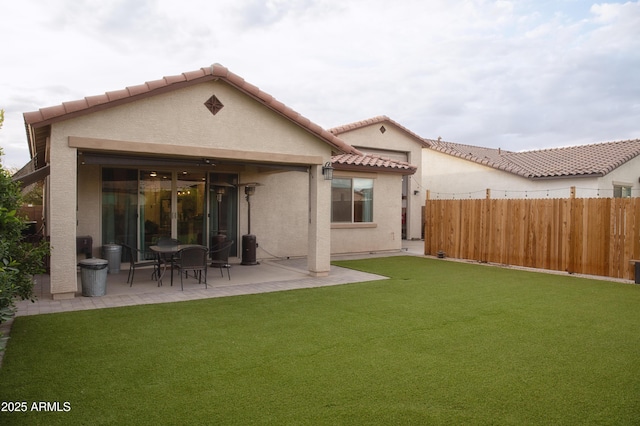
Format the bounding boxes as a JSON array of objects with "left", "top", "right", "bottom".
[
  {"left": 13, "top": 241, "right": 425, "bottom": 316},
  {"left": 14, "top": 254, "right": 396, "bottom": 317}
]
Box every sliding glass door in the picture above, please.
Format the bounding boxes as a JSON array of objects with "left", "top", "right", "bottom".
[
  {"left": 102, "top": 168, "right": 138, "bottom": 249},
  {"left": 176, "top": 171, "right": 206, "bottom": 245},
  {"left": 138, "top": 170, "right": 207, "bottom": 248},
  {"left": 139, "top": 170, "right": 172, "bottom": 252},
  {"left": 102, "top": 168, "right": 237, "bottom": 256},
  {"left": 209, "top": 173, "right": 238, "bottom": 256}
]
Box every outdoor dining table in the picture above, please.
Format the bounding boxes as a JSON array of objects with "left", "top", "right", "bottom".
[{"left": 149, "top": 244, "right": 204, "bottom": 286}]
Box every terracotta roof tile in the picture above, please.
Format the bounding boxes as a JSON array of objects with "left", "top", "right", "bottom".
[
  {"left": 106, "top": 88, "right": 129, "bottom": 102},
  {"left": 145, "top": 79, "right": 167, "bottom": 91},
  {"left": 504, "top": 139, "right": 640, "bottom": 178},
  {"left": 63, "top": 99, "right": 89, "bottom": 114},
  {"left": 430, "top": 139, "right": 640, "bottom": 179},
  {"left": 23, "top": 64, "right": 360, "bottom": 163},
  {"left": 183, "top": 69, "right": 207, "bottom": 81},
  {"left": 126, "top": 83, "right": 150, "bottom": 97},
  {"left": 85, "top": 94, "right": 108, "bottom": 107},
  {"left": 332, "top": 153, "right": 417, "bottom": 175}
]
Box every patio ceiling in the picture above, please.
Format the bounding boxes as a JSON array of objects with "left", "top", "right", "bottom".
[{"left": 79, "top": 152, "right": 310, "bottom": 174}]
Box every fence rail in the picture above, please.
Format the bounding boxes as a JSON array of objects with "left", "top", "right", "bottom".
[{"left": 424, "top": 189, "right": 640, "bottom": 281}]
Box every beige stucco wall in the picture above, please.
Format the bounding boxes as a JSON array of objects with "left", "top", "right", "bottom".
[
  {"left": 47, "top": 127, "right": 79, "bottom": 299},
  {"left": 333, "top": 123, "right": 424, "bottom": 240},
  {"left": 59, "top": 82, "right": 329, "bottom": 159},
  {"left": 424, "top": 149, "right": 640, "bottom": 199},
  {"left": 237, "top": 168, "right": 310, "bottom": 259},
  {"left": 47, "top": 79, "right": 335, "bottom": 297},
  {"left": 77, "top": 165, "right": 101, "bottom": 255},
  {"left": 308, "top": 164, "right": 332, "bottom": 275},
  {"left": 330, "top": 171, "right": 404, "bottom": 254}
]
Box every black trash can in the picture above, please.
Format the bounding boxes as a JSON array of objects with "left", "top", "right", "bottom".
[
  {"left": 211, "top": 234, "right": 227, "bottom": 262},
  {"left": 79, "top": 258, "right": 108, "bottom": 296},
  {"left": 241, "top": 234, "right": 257, "bottom": 265},
  {"left": 635, "top": 261, "right": 640, "bottom": 285}
]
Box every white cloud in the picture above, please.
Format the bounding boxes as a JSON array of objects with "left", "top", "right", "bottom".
[{"left": 1, "top": 0, "right": 639, "bottom": 168}]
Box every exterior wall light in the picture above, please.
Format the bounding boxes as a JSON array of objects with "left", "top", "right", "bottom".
[{"left": 322, "top": 162, "right": 334, "bottom": 180}]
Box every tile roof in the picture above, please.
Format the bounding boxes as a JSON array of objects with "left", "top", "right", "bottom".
[
  {"left": 23, "top": 63, "right": 360, "bottom": 169},
  {"left": 429, "top": 139, "right": 640, "bottom": 179},
  {"left": 332, "top": 153, "right": 417, "bottom": 175},
  {"left": 329, "top": 116, "right": 431, "bottom": 148}
]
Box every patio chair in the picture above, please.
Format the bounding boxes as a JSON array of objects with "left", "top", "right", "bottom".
[
  {"left": 210, "top": 240, "right": 234, "bottom": 280},
  {"left": 172, "top": 245, "right": 208, "bottom": 290},
  {"left": 155, "top": 237, "right": 181, "bottom": 273},
  {"left": 122, "top": 244, "right": 160, "bottom": 286}
]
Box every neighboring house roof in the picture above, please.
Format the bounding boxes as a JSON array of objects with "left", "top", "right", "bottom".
[
  {"left": 329, "top": 115, "right": 431, "bottom": 148},
  {"left": 429, "top": 139, "right": 640, "bottom": 180},
  {"left": 332, "top": 153, "right": 417, "bottom": 175},
  {"left": 23, "top": 63, "right": 361, "bottom": 170}
]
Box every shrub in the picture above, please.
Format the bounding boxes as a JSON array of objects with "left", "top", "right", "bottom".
[{"left": 0, "top": 112, "right": 50, "bottom": 324}]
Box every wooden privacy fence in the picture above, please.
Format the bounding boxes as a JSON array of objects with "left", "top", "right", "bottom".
[{"left": 424, "top": 190, "right": 640, "bottom": 281}]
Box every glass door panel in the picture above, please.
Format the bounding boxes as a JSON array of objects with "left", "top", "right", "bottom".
[
  {"left": 139, "top": 170, "right": 172, "bottom": 252},
  {"left": 176, "top": 172, "right": 206, "bottom": 244},
  {"left": 209, "top": 173, "right": 238, "bottom": 256},
  {"left": 102, "top": 168, "right": 138, "bottom": 255}
]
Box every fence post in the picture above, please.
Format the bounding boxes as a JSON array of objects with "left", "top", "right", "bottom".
[
  {"left": 567, "top": 186, "right": 576, "bottom": 274},
  {"left": 482, "top": 189, "right": 491, "bottom": 262},
  {"left": 424, "top": 190, "right": 431, "bottom": 256}
]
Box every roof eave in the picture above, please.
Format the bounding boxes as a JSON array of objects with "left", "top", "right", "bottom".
[
  {"left": 529, "top": 172, "right": 605, "bottom": 181},
  {"left": 333, "top": 164, "right": 417, "bottom": 175},
  {"left": 24, "top": 74, "right": 217, "bottom": 129},
  {"left": 23, "top": 63, "right": 360, "bottom": 158}
]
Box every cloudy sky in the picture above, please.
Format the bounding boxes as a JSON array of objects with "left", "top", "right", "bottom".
[{"left": 1, "top": 0, "right": 639, "bottom": 169}]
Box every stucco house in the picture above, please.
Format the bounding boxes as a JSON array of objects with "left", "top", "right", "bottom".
[
  {"left": 17, "top": 64, "right": 416, "bottom": 300},
  {"left": 330, "top": 116, "right": 429, "bottom": 241},
  {"left": 423, "top": 139, "right": 640, "bottom": 199}
]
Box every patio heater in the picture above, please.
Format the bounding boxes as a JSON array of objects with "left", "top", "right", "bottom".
[
  {"left": 211, "top": 182, "right": 234, "bottom": 249},
  {"left": 240, "top": 182, "right": 261, "bottom": 265}
]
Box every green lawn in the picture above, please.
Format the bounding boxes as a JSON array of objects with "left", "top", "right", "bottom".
[{"left": 1, "top": 256, "right": 639, "bottom": 425}]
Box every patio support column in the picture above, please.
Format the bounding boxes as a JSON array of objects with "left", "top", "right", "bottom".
[
  {"left": 48, "top": 141, "right": 79, "bottom": 299},
  {"left": 307, "top": 164, "right": 331, "bottom": 277}
]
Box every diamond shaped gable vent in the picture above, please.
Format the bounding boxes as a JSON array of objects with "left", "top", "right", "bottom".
[{"left": 204, "top": 95, "right": 224, "bottom": 115}]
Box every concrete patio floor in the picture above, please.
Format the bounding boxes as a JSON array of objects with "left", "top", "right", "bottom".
[{"left": 13, "top": 240, "right": 426, "bottom": 317}]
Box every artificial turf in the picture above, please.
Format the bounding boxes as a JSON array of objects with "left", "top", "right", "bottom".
[{"left": 0, "top": 256, "right": 638, "bottom": 425}]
